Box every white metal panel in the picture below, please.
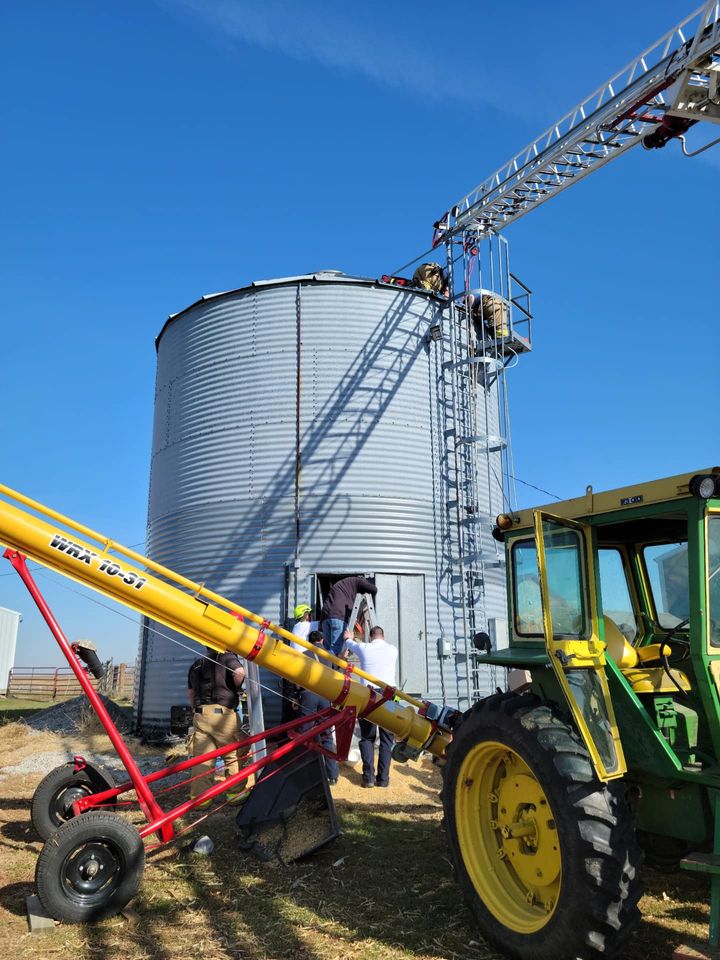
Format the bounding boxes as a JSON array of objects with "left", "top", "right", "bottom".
[
  {"left": 397, "top": 575, "right": 428, "bottom": 696},
  {"left": 374, "top": 573, "right": 399, "bottom": 652},
  {"left": 0, "top": 606, "right": 21, "bottom": 694}
]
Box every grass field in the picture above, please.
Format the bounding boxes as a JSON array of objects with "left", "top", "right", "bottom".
[
  {"left": 0, "top": 697, "right": 60, "bottom": 724},
  {"left": 1, "top": 721, "right": 719, "bottom": 960}
]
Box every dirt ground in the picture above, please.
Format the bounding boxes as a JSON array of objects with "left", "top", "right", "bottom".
[{"left": 0, "top": 721, "right": 718, "bottom": 960}]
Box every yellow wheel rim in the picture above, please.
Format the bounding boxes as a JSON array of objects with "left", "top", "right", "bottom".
[{"left": 455, "top": 740, "right": 561, "bottom": 933}]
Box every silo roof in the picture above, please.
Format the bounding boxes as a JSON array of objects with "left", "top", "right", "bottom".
[{"left": 156, "top": 269, "right": 438, "bottom": 348}]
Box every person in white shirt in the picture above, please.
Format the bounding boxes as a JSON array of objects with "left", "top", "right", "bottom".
[
  {"left": 291, "top": 603, "right": 319, "bottom": 651},
  {"left": 343, "top": 625, "right": 398, "bottom": 788}
]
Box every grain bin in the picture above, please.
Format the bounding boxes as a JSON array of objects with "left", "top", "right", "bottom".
[{"left": 134, "top": 272, "right": 510, "bottom": 732}]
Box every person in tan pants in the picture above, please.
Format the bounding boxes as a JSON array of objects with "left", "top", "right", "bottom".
[{"left": 187, "top": 647, "right": 249, "bottom": 806}]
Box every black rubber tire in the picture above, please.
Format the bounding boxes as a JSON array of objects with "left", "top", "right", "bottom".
[
  {"left": 31, "top": 762, "right": 116, "bottom": 841},
  {"left": 442, "top": 691, "right": 643, "bottom": 960},
  {"left": 35, "top": 812, "right": 144, "bottom": 923}
]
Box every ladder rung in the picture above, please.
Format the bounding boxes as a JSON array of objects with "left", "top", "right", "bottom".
[
  {"left": 443, "top": 356, "right": 502, "bottom": 371},
  {"left": 457, "top": 434, "right": 507, "bottom": 451}
]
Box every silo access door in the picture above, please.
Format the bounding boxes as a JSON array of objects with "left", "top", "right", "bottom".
[{"left": 374, "top": 574, "right": 428, "bottom": 697}]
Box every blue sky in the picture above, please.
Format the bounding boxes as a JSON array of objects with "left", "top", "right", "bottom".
[{"left": 2, "top": 0, "right": 718, "bottom": 667}]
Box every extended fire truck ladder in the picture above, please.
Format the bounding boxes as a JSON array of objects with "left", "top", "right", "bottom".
[{"left": 434, "top": 1, "right": 720, "bottom": 242}]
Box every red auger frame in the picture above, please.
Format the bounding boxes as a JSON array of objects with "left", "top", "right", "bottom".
[{"left": 5, "top": 549, "right": 355, "bottom": 846}]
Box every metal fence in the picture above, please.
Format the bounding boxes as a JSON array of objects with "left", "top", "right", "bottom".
[{"left": 5, "top": 663, "right": 135, "bottom": 702}]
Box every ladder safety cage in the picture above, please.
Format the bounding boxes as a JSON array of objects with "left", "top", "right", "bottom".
[{"left": 432, "top": 233, "right": 528, "bottom": 704}]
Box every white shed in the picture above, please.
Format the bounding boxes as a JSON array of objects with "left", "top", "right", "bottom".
[{"left": 0, "top": 606, "right": 21, "bottom": 695}]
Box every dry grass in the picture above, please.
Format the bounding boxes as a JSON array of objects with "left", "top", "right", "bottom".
[{"left": 0, "top": 727, "right": 718, "bottom": 960}]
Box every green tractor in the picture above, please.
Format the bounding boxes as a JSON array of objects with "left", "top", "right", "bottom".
[{"left": 441, "top": 468, "right": 720, "bottom": 959}]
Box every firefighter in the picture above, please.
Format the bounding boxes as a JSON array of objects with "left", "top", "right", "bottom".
[
  {"left": 187, "top": 648, "right": 249, "bottom": 807},
  {"left": 469, "top": 291, "right": 509, "bottom": 339},
  {"left": 411, "top": 262, "right": 449, "bottom": 296}
]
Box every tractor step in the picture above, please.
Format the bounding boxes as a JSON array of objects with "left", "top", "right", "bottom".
[
  {"left": 672, "top": 945, "right": 718, "bottom": 960},
  {"left": 681, "top": 853, "right": 720, "bottom": 876},
  {"left": 673, "top": 942, "right": 720, "bottom": 959}
]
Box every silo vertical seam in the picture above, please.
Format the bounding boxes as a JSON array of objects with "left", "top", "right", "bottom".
[{"left": 295, "top": 284, "right": 302, "bottom": 563}]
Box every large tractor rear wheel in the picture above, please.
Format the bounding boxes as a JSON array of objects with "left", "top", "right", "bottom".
[{"left": 442, "top": 692, "right": 642, "bottom": 960}]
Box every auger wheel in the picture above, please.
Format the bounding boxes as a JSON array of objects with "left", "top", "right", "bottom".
[
  {"left": 35, "top": 812, "right": 144, "bottom": 923},
  {"left": 442, "top": 692, "right": 643, "bottom": 960},
  {"left": 31, "top": 761, "right": 117, "bottom": 840}
]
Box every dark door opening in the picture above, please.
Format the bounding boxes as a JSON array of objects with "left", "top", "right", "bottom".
[{"left": 314, "top": 573, "right": 374, "bottom": 619}]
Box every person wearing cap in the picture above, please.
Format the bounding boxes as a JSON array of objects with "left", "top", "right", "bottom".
[{"left": 291, "top": 603, "right": 319, "bottom": 651}]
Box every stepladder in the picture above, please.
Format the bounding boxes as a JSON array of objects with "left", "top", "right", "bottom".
[{"left": 346, "top": 591, "right": 378, "bottom": 639}]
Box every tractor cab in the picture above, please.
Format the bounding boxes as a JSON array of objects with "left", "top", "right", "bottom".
[{"left": 489, "top": 468, "right": 720, "bottom": 790}]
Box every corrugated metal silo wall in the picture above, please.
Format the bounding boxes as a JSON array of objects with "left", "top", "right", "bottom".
[
  {"left": 135, "top": 279, "right": 506, "bottom": 731},
  {"left": 136, "top": 284, "right": 297, "bottom": 731}
]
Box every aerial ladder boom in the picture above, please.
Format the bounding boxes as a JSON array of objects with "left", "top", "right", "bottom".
[
  {"left": 436, "top": 0, "right": 720, "bottom": 241},
  {"left": 0, "top": 482, "right": 452, "bottom": 759}
]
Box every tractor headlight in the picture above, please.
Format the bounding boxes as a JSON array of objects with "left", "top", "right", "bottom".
[
  {"left": 689, "top": 474, "right": 720, "bottom": 499},
  {"left": 492, "top": 513, "right": 515, "bottom": 543}
]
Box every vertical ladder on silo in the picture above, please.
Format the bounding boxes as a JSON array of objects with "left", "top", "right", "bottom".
[
  {"left": 442, "top": 243, "right": 486, "bottom": 707},
  {"left": 440, "top": 233, "right": 514, "bottom": 705}
]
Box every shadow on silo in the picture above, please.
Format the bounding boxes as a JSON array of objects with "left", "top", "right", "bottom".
[{"left": 194, "top": 289, "right": 437, "bottom": 614}]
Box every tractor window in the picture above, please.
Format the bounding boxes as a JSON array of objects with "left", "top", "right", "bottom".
[
  {"left": 540, "top": 520, "right": 587, "bottom": 639},
  {"left": 642, "top": 541, "right": 689, "bottom": 629},
  {"left": 598, "top": 549, "right": 638, "bottom": 643},
  {"left": 708, "top": 517, "right": 720, "bottom": 647},
  {"left": 511, "top": 539, "right": 543, "bottom": 636},
  {"left": 512, "top": 533, "right": 587, "bottom": 638}
]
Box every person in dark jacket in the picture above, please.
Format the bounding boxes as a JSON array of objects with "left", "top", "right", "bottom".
[
  {"left": 187, "top": 648, "right": 248, "bottom": 807},
  {"left": 294, "top": 629, "right": 339, "bottom": 784},
  {"left": 321, "top": 575, "right": 377, "bottom": 657}
]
